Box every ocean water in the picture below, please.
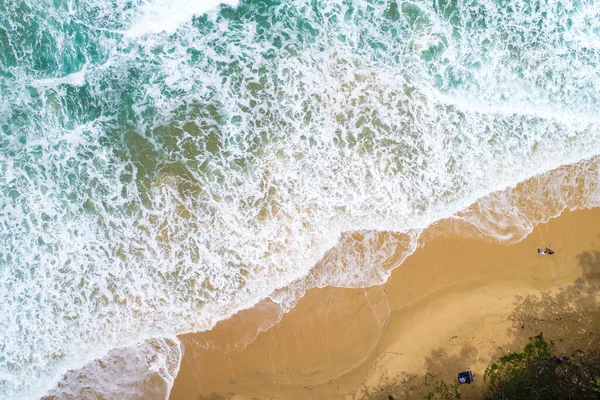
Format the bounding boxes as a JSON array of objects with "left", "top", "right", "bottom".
[{"left": 1, "top": 0, "right": 600, "bottom": 398}]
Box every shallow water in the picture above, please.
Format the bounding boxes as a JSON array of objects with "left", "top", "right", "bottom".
[{"left": 1, "top": 0, "right": 600, "bottom": 398}]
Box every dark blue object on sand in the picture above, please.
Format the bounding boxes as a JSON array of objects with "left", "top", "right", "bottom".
[{"left": 458, "top": 370, "right": 473, "bottom": 384}]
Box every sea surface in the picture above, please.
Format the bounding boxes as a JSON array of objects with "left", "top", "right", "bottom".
[{"left": 1, "top": 0, "right": 600, "bottom": 398}]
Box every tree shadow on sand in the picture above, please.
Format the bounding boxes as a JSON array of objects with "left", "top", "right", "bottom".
[
  {"left": 507, "top": 250, "right": 600, "bottom": 357},
  {"left": 363, "top": 342, "right": 485, "bottom": 399},
  {"left": 364, "top": 250, "right": 600, "bottom": 400}
]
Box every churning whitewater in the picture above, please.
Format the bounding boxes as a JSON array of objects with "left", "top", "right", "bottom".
[{"left": 2, "top": 0, "right": 600, "bottom": 398}]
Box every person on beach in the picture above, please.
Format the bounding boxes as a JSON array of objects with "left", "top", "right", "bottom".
[{"left": 537, "top": 246, "right": 554, "bottom": 255}]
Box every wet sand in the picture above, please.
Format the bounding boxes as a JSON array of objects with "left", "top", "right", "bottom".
[{"left": 169, "top": 205, "right": 600, "bottom": 400}]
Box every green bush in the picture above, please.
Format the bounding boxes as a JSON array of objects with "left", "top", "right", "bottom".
[
  {"left": 426, "top": 336, "right": 600, "bottom": 400},
  {"left": 483, "top": 336, "right": 600, "bottom": 400},
  {"left": 483, "top": 336, "right": 557, "bottom": 399},
  {"left": 426, "top": 380, "right": 460, "bottom": 400}
]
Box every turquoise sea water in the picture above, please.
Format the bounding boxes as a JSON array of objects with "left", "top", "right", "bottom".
[{"left": 1, "top": 0, "right": 600, "bottom": 398}]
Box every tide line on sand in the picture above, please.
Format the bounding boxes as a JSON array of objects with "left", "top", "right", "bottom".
[{"left": 169, "top": 205, "right": 600, "bottom": 400}]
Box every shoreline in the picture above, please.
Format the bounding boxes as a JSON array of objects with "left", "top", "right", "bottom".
[{"left": 169, "top": 205, "right": 600, "bottom": 399}]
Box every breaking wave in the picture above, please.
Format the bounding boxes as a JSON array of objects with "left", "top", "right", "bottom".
[{"left": 1, "top": 0, "right": 600, "bottom": 397}]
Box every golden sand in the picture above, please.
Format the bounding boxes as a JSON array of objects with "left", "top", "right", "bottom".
[{"left": 169, "top": 204, "right": 600, "bottom": 400}]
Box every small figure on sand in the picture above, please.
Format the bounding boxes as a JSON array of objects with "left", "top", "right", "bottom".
[{"left": 537, "top": 246, "right": 554, "bottom": 255}]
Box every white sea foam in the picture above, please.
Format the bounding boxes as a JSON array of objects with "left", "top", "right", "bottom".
[
  {"left": 126, "top": 0, "right": 240, "bottom": 37},
  {"left": 2, "top": 0, "right": 600, "bottom": 398},
  {"left": 45, "top": 337, "right": 182, "bottom": 400},
  {"left": 32, "top": 65, "right": 88, "bottom": 89},
  {"left": 458, "top": 155, "right": 600, "bottom": 243}
]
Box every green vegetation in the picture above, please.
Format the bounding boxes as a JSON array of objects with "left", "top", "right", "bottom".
[
  {"left": 426, "top": 379, "right": 460, "bottom": 400},
  {"left": 484, "top": 335, "right": 559, "bottom": 399},
  {"left": 427, "top": 335, "right": 600, "bottom": 400},
  {"left": 484, "top": 335, "right": 600, "bottom": 400}
]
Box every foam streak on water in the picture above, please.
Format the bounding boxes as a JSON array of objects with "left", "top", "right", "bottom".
[{"left": 1, "top": 0, "right": 600, "bottom": 398}]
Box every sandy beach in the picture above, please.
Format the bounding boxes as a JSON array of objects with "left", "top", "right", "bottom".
[{"left": 169, "top": 198, "right": 600, "bottom": 399}]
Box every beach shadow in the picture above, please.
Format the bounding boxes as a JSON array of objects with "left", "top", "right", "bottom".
[
  {"left": 506, "top": 250, "right": 600, "bottom": 356},
  {"left": 363, "top": 342, "right": 483, "bottom": 399},
  {"left": 365, "top": 250, "right": 600, "bottom": 400},
  {"left": 576, "top": 250, "right": 600, "bottom": 284}
]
